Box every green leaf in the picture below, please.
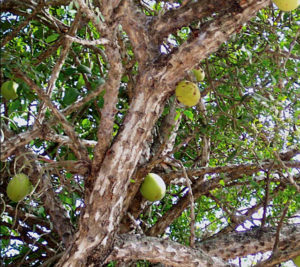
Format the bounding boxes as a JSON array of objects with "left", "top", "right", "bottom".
[
  {"left": 81, "top": 118, "right": 91, "bottom": 129},
  {"left": 219, "top": 180, "right": 225, "bottom": 187},
  {"left": 175, "top": 109, "right": 181, "bottom": 121},
  {"left": 64, "top": 67, "right": 78, "bottom": 76},
  {"left": 183, "top": 110, "right": 194, "bottom": 120},
  {"left": 121, "top": 75, "right": 129, "bottom": 83},
  {"left": 46, "top": 33, "right": 60, "bottom": 43},
  {"left": 77, "top": 74, "right": 85, "bottom": 88},
  {"left": 63, "top": 87, "right": 79, "bottom": 105},
  {"left": 77, "top": 65, "right": 92, "bottom": 74}
]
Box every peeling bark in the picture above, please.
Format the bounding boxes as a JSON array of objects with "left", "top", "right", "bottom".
[
  {"left": 107, "top": 224, "right": 300, "bottom": 266},
  {"left": 55, "top": 0, "right": 276, "bottom": 265},
  {"left": 199, "top": 224, "right": 300, "bottom": 260},
  {"left": 4, "top": 0, "right": 297, "bottom": 266},
  {"left": 107, "top": 234, "right": 234, "bottom": 267},
  {"left": 57, "top": 84, "right": 166, "bottom": 266}
]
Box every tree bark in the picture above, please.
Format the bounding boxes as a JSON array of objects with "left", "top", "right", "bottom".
[
  {"left": 107, "top": 234, "right": 234, "bottom": 267},
  {"left": 106, "top": 224, "right": 300, "bottom": 266},
  {"left": 55, "top": 0, "right": 273, "bottom": 265}
]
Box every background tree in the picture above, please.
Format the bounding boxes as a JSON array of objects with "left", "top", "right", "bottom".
[{"left": 1, "top": 0, "right": 299, "bottom": 266}]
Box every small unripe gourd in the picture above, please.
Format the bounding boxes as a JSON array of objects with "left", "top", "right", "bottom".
[
  {"left": 192, "top": 68, "right": 205, "bottom": 82},
  {"left": 293, "top": 255, "right": 300, "bottom": 267},
  {"left": 140, "top": 173, "right": 166, "bottom": 202},
  {"left": 175, "top": 80, "right": 200, "bottom": 107},
  {"left": 6, "top": 173, "right": 32, "bottom": 202},
  {"left": 1, "top": 80, "right": 19, "bottom": 101},
  {"left": 272, "top": 0, "right": 299, "bottom": 11}
]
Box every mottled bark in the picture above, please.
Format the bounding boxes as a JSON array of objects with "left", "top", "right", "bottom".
[
  {"left": 91, "top": 44, "right": 123, "bottom": 176},
  {"left": 198, "top": 224, "right": 300, "bottom": 260},
  {"left": 107, "top": 224, "right": 300, "bottom": 266},
  {"left": 1, "top": 127, "right": 42, "bottom": 161},
  {"left": 149, "top": 0, "right": 244, "bottom": 44},
  {"left": 107, "top": 234, "right": 234, "bottom": 267},
  {"left": 55, "top": 0, "right": 274, "bottom": 265},
  {"left": 5, "top": 0, "right": 297, "bottom": 266},
  {"left": 120, "top": 99, "right": 182, "bottom": 233}
]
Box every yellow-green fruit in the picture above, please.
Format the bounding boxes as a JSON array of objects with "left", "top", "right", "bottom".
[
  {"left": 175, "top": 80, "right": 200, "bottom": 107},
  {"left": 1, "top": 81, "right": 19, "bottom": 101},
  {"left": 6, "top": 173, "right": 32, "bottom": 202},
  {"left": 293, "top": 255, "right": 300, "bottom": 267},
  {"left": 140, "top": 173, "right": 166, "bottom": 202},
  {"left": 272, "top": 0, "right": 299, "bottom": 11},
  {"left": 192, "top": 68, "right": 205, "bottom": 82}
]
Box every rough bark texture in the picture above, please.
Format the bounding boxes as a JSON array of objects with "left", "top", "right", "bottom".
[
  {"left": 106, "top": 225, "right": 300, "bottom": 265},
  {"left": 55, "top": 1, "right": 272, "bottom": 265},
  {"left": 107, "top": 234, "right": 234, "bottom": 267},
  {"left": 198, "top": 224, "right": 300, "bottom": 260}
]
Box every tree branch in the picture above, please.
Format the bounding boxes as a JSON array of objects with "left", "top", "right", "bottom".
[
  {"left": 156, "top": 0, "right": 271, "bottom": 89},
  {"left": 35, "top": 11, "right": 82, "bottom": 125},
  {"left": 90, "top": 44, "right": 123, "bottom": 177},
  {"left": 109, "top": 224, "right": 300, "bottom": 266},
  {"left": 43, "top": 132, "right": 97, "bottom": 148},
  {"left": 149, "top": 0, "right": 241, "bottom": 44},
  {"left": 107, "top": 234, "right": 235, "bottom": 267},
  {"left": 13, "top": 69, "right": 89, "bottom": 160},
  {"left": 161, "top": 160, "right": 300, "bottom": 184},
  {"left": 119, "top": 0, "right": 155, "bottom": 68},
  {"left": 1, "top": 1, "right": 46, "bottom": 47},
  {"left": 255, "top": 246, "right": 300, "bottom": 267},
  {"left": 272, "top": 201, "right": 290, "bottom": 253},
  {"left": 119, "top": 100, "right": 182, "bottom": 233},
  {"left": 198, "top": 224, "right": 300, "bottom": 260},
  {"left": 0, "top": 127, "right": 42, "bottom": 161},
  {"left": 74, "top": 0, "right": 124, "bottom": 178},
  {"left": 207, "top": 184, "right": 284, "bottom": 240},
  {"left": 147, "top": 161, "right": 300, "bottom": 236}
]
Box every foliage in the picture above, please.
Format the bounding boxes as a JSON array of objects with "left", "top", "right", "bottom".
[{"left": 0, "top": 1, "right": 299, "bottom": 266}]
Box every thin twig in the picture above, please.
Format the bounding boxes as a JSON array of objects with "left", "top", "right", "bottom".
[
  {"left": 35, "top": 11, "right": 82, "bottom": 125},
  {"left": 39, "top": 252, "right": 64, "bottom": 267},
  {"left": 1, "top": 2, "right": 46, "bottom": 47},
  {"left": 273, "top": 201, "right": 290, "bottom": 253},
  {"left": 274, "top": 151, "right": 300, "bottom": 192},
  {"left": 283, "top": 27, "right": 300, "bottom": 69},
  {"left": 64, "top": 35, "right": 109, "bottom": 45},
  {"left": 127, "top": 212, "right": 144, "bottom": 235},
  {"left": 262, "top": 171, "right": 271, "bottom": 227},
  {"left": 13, "top": 69, "right": 89, "bottom": 160},
  {"left": 209, "top": 193, "right": 241, "bottom": 227},
  {"left": 179, "top": 161, "right": 195, "bottom": 248}
]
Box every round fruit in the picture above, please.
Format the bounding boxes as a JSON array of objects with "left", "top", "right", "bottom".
[
  {"left": 6, "top": 173, "right": 32, "bottom": 202},
  {"left": 1, "top": 80, "right": 19, "bottom": 101},
  {"left": 293, "top": 255, "right": 300, "bottom": 267},
  {"left": 140, "top": 173, "right": 166, "bottom": 202},
  {"left": 192, "top": 68, "right": 205, "bottom": 82},
  {"left": 272, "top": 0, "right": 299, "bottom": 11},
  {"left": 175, "top": 80, "right": 200, "bottom": 107}
]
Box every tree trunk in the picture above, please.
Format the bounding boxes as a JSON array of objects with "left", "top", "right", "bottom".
[{"left": 56, "top": 0, "right": 272, "bottom": 265}]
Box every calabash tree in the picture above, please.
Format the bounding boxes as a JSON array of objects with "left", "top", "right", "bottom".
[{"left": 1, "top": 0, "right": 299, "bottom": 266}]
